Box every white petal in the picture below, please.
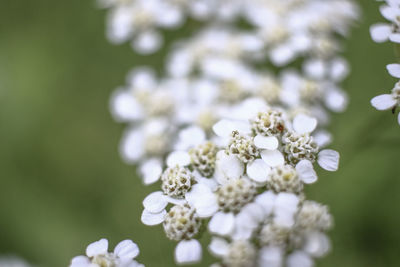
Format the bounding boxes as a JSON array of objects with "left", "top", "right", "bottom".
[
  {"left": 303, "top": 232, "right": 331, "bottom": 258},
  {"left": 86, "top": 239, "right": 108, "bottom": 257},
  {"left": 120, "top": 130, "right": 144, "bottom": 163},
  {"left": 313, "top": 130, "right": 332, "bottom": 148},
  {"left": 389, "top": 33, "right": 400, "bottom": 43},
  {"left": 128, "top": 67, "right": 156, "bottom": 90},
  {"left": 255, "top": 191, "right": 276, "bottom": 216},
  {"left": 166, "top": 151, "right": 191, "bottom": 167},
  {"left": 70, "top": 256, "right": 90, "bottom": 267},
  {"left": 293, "top": 114, "right": 317, "bottom": 134},
  {"left": 380, "top": 5, "right": 398, "bottom": 21},
  {"left": 114, "top": 240, "right": 139, "bottom": 260},
  {"left": 270, "top": 45, "right": 294, "bottom": 66},
  {"left": 261, "top": 150, "right": 284, "bottom": 167},
  {"left": 274, "top": 193, "right": 299, "bottom": 228},
  {"left": 371, "top": 94, "right": 397, "bottom": 110},
  {"left": 143, "top": 191, "right": 168, "bottom": 213},
  {"left": 197, "top": 176, "right": 218, "bottom": 191},
  {"left": 209, "top": 212, "right": 235, "bottom": 236},
  {"left": 318, "top": 149, "right": 340, "bottom": 171},
  {"left": 387, "top": 63, "right": 400, "bottom": 78},
  {"left": 208, "top": 237, "right": 229, "bottom": 257},
  {"left": 140, "top": 158, "right": 162, "bottom": 185},
  {"left": 287, "top": 251, "right": 313, "bottom": 267},
  {"left": 110, "top": 90, "right": 142, "bottom": 121},
  {"left": 164, "top": 196, "right": 186, "bottom": 206},
  {"left": 371, "top": 94, "right": 396, "bottom": 110},
  {"left": 254, "top": 135, "right": 279, "bottom": 150},
  {"left": 185, "top": 184, "right": 218, "bottom": 218},
  {"left": 296, "top": 160, "right": 318, "bottom": 184},
  {"left": 175, "top": 240, "right": 202, "bottom": 264},
  {"left": 240, "top": 202, "right": 266, "bottom": 225},
  {"left": 330, "top": 58, "right": 349, "bottom": 81},
  {"left": 176, "top": 126, "right": 206, "bottom": 149},
  {"left": 213, "top": 119, "right": 236, "bottom": 137},
  {"left": 214, "top": 152, "right": 244, "bottom": 184},
  {"left": 370, "top": 23, "right": 391, "bottom": 43},
  {"left": 325, "top": 89, "right": 348, "bottom": 112},
  {"left": 247, "top": 159, "right": 271, "bottom": 183},
  {"left": 140, "top": 209, "right": 166, "bottom": 226},
  {"left": 303, "top": 59, "right": 325, "bottom": 79},
  {"left": 258, "top": 246, "right": 283, "bottom": 267},
  {"left": 132, "top": 30, "right": 162, "bottom": 54}
]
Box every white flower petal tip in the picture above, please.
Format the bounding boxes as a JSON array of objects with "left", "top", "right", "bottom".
[
  {"left": 213, "top": 119, "right": 236, "bottom": 137},
  {"left": 208, "top": 237, "right": 229, "bottom": 257},
  {"left": 167, "top": 151, "right": 191, "bottom": 167},
  {"left": 141, "top": 209, "right": 166, "bottom": 226},
  {"left": 208, "top": 212, "right": 235, "bottom": 236},
  {"left": 185, "top": 184, "right": 218, "bottom": 218},
  {"left": 287, "top": 251, "right": 313, "bottom": 267},
  {"left": 318, "top": 149, "right": 340, "bottom": 172},
  {"left": 70, "top": 255, "right": 90, "bottom": 266},
  {"left": 175, "top": 240, "right": 202, "bottom": 264},
  {"left": 398, "top": 112, "right": 400, "bottom": 126},
  {"left": 258, "top": 246, "right": 283, "bottom": 267},
  {"left": 293, "top": 114, "right": 317, "bottom": 134},
  {"left": 304, "top": 232, "right": 331, "bottom": 258},
  {"left": 114, "top": 240, "right": 139, "bottom": 260},
  {"left": 370, "top": 23, "right": 391, "bottom": 43},
  {"left": 371, "top": 94, "right": 396, "bottom": 110},
  {"left": 261, "top": 150, "right": 284, "bottom": 167},
  {"left": 296, "top": 160, "right": 318, "bottom": 184},
  {"left": 247, "top": 159, "right": 271, "bottom": 183},
  {"left": 143, "top": 191, "right": 168, "bottom": 213},
  {"left": 390, "top": 33, "right": 400, "bottom": 43},
  {"left": 86, "top": 238, "right": 108, "bottom": 257},
  {"left": 387, "top": 63, "right": 400, "bottom": 78},
  {"left": 141, "top": 158, "right": 162, "bottom": 185},
  {"left": 254, "top": 135, "right": 279, "bottom": 150}
]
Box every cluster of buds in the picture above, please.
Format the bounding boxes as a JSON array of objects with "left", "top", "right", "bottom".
[
  {"left": 79, "top": 0, "right": 361, "bottom": 266},
  {"left": 370, "top": 0, "right": 400, "bottom": 125}
]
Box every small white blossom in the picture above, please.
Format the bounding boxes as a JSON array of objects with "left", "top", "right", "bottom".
[{"left": 70, "top": 239, "right": 143, "bottom": 267}]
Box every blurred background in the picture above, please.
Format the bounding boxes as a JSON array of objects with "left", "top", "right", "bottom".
[{"left": 0, "top": 0, "right": 399, "bottom": 266}]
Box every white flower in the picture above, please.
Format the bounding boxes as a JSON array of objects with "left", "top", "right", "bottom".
[
  {"left": 370, "top": 67, "right": 400, "bottom": 125},
  {"left": 70, "top": 238, "right": 142, "bottom": 267}
]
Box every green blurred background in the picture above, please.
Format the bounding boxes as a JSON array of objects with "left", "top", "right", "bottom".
[{"left": 0, "top": 0, "right": 399, "bottom": 266}]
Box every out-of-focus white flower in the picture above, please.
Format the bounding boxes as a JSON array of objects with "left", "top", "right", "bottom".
[
  {"left": 70, "top": 238, "right": 143, "bottom": 267},
  {"left": 0, "top": 256, "right": 32, "bottom": 267},
  {"left": 370, "top": 64, "right": 400, "bottom": 125}
]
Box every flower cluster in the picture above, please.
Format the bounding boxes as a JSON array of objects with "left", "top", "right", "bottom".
[
  {"left": 69, "top": 238, "right": 143, "bottom": 267},
  {"left": 99, "top": 0, "right": 359, "bottom": 57},
  {"left": 140, "top": 109, "right": 339, "bottom": 265},
  {"left": 370, "top": 0, "right": 400, "bottom": 125},
  {"left": 98, "top": 0, "right": 359, "bottom": 266}
]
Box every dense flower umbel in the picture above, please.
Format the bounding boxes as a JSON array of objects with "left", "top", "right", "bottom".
[
  {"left": 98, "top": 0, "right": 358, "bottom": 265},
  {"left": 139, "top": 108, "right": 340, "bottom": 265}
]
